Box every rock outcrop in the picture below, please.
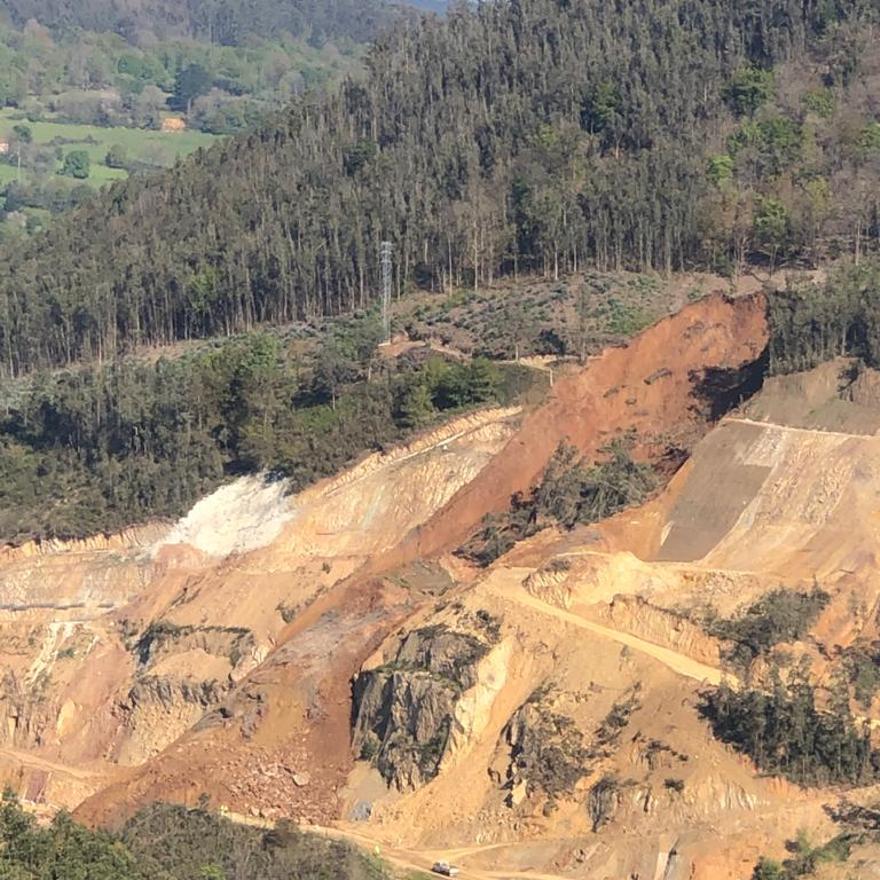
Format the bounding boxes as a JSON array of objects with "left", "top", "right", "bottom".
[
  {"left": 500, "top": 688, "right": 589, "bottom": 806},
  {"left": 352, "top": 618, "right": 499, "bottom": 790}
]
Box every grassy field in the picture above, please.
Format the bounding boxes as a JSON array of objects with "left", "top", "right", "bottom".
[
  {"left": 0, "top": 109, "right": 218, "bottom": 189},
  {"left": 0, "top": 165, "right": 19, "bottom": 185}
]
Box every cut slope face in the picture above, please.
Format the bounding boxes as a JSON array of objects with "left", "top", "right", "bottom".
[
  {"left": 325, "top": 363, "right": 880, "bottom": 880},
  {"left": 0, "top": 406, "right": 520, "bottom": 808},
  {"left": 66, "top": 292, "right": 770, "bottom": 830},
  {"left": 656, "top": 418, "right": 880, "bottom": 576},
  {"left": 379, "top": 291, "right": 767, "bottom": 569},
  {"left": 0, "top": 290, "right": 794, "bottom": 878}
]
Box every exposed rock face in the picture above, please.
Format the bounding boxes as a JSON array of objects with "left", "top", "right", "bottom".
[
  {"left": 134, "top": 622, "right": 255, "bottom": 675},
  {"left": 588, "top": 774, "right": 623, "bottom": 832},
  {"left": 500, "top": 690, "right": 589, "bottom": 805},
  {"left": 352, "top": 622, "right": 497, "bottom": 790},
  {"left": 107, "top": 621, "right": 256, "bottom": 764},
  {"left": 126, "top": 676, "right": 228, "bottom": 711},
  {"left": 589, "top": 595, "right": 722, "bottom": 667},
  {"left": 522, "top": 559, "right": 573, "bottom": 608}
]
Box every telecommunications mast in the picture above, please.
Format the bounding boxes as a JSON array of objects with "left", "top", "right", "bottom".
[{"left": 380, "top": 240, "right": 393, "bottom": 344}]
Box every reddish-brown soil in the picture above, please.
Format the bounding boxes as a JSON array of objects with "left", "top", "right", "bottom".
[
  {"left": 17, "top": 287, "right": 880, "bottom": 880},
  {"left": 379, "top": 291, "right": 767, "bottom": 567},
  {"left": 68, "top": 291, "right": 770, "bottom": 834}
]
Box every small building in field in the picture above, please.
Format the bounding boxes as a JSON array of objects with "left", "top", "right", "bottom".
[
  {"left": 161, "top": 116, "right": 187, "bottom": 133},
  {"left": 0, "top": 141, "right": 9, "bottom": 155}
]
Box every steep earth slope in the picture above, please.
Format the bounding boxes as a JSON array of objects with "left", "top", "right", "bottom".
[
  {"left": 1, "top": 289, "right": 835, "bottom": 879},
  {"left": 324, "top": 356, "right": 880, "bottom": 880},
  {"left": 0, "top": 407, "right": 519, "bottom": 807}
]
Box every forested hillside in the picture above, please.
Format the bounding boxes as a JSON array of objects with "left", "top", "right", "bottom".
[
  {"left": 0, "top": 0, "right": 401, "bottom": 238},
  {"left": 0, "top": 314, "right": 530, "bottom": 542},
  {"left": 0, "top": 796, "right": 389, "bottom": 880},
  {"left": 0, "top": 21, "right": 360, "bottom": 131},
  {"left": 769, "top": 260, "right": 880, "bottom": 374},
  {"left": 0, "top": 0, "right": 400, "bottom": 46},
  {"left": 0, "top": 0, "right": 877, "bottom": 376}
]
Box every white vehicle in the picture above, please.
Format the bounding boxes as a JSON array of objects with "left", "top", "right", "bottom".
[{"left": 431, "top": 862, "right": 460, "bottom": 877}]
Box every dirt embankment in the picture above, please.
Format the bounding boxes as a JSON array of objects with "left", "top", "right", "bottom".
[
  {"left": 0, "top": 525, "right": 168, "bottom": 562},
  {"left": 0, "top": 406, "right": 511, "bottom": 822}
]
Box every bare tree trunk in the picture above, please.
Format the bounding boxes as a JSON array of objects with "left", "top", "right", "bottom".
[{"left": 473, "top": 221, "right": 479, "bottom": 294}]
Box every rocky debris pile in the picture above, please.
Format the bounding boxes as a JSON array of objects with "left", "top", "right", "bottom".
[{"left": 204, "top": 750, "right": 341, "bottom": 826}]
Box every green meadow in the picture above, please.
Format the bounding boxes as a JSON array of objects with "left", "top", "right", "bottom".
[{"left": 0, "top": 109, "right": 218, "bottom": 188}]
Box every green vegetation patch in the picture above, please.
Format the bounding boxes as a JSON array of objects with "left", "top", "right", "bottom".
[
  {"left": 0, "top": 317, "right": 519, "bottom": 544},
  {"left": 399, "top": 273, "right": 677, "bottom": 363},
  {"left": 703, "top": 586, "right": 830, "bottom": 669},
  {"left": 768, "top": 261, "right": 880, "bottom": 376},
  {"left": 1, "top": 0, "right": 876, "bottom": 375},
  {"left": 841, "top": 642, "right": 880, "bottom": 709},
  {"left": 751, "top": 829, "right": 861, "bottom": 879},
  {"left": 0, "top": 794, "right": 391, "bottom": 880},
  {"left": 700, "top": 661, "right": 876, "bottom": 787},
  {"left": 459, "top": 439, "right": 657, "bottom": 565},
  {"left": 0, "top": 110, "right": 216, "bottom": 168}
]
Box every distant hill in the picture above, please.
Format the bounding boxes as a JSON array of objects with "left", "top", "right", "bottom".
[
  {"left": 0, "top": 0, "right": 877, "bottom": 376},
  {"left": 0, "top": 0, "right": 404, "bottom": 45},
  {"left": 403, "top": 0, "right": 446, "bottom": 13}
]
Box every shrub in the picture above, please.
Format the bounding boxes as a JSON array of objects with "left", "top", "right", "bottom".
[
  {"left": 105, "top": 144, "right": 128, "bottom": 168},
  {"left": 459, "top": 440, "right": 655, "bottom": 565},
  {"left": 706, "top": 587, "right": 829, "bottom": 669},
  {"left": 844, "top": 644, "right": 880, "bottom": 708},
  {"left": 60, "top": 149, "right": 90, "bottom": 179}
]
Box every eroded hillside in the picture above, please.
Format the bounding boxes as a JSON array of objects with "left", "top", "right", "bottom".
[
  {"left": 9, "top": 289, "right": 879, "bottom": 878},
  {"left": 0, "top": 407, "right": 519, "bottom": 807}
]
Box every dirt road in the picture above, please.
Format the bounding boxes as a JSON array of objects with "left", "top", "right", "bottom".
[
  {"left": 483, "top": 570, "right": 727, "bottom": 686},
  {"left": 0, "top": 746, "right": 111, "bottom": 782}
]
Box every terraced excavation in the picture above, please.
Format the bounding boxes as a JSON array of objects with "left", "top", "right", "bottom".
[{"left": 6, "top": 291, "right": 880, "bottom": 878}]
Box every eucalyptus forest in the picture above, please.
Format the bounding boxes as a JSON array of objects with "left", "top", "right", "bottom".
[
  {"left": 0, "top": 0, "right": 877, "bottom": 375},
  {"left": 3, "top": 5, "right": 880, "bottom": 879}
]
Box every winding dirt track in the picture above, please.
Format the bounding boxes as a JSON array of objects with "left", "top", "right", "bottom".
[
  {"left": 0, "top": 746, "right": 108, "bottom": 782},
  {"left": 483, "top": 570, "right": 726, "bottom": 686},
  {"left": 196, "top": 564, "right": 880, "bottom": 880},
  {"left": 301, "top": 822, "right": 572, "bottom": 880}
]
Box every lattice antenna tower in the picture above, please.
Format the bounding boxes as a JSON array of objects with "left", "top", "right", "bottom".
[{"left": 380, "top": 240, "right": 393, "bottom": 343}]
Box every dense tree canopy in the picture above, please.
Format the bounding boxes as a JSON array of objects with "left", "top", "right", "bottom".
[
  {"left": 0, "top": 0, "right": 402, "bottom": 46},
  {"left": 701, "top": 660, "right": 877, "bottom": 787},
  {"left": 0, "top": 796, "right": 389, "bottom": 880},
  {"left": 0, "top": 0, "right": 877, "bottom": 376},
  {"left": 0, "top": 320, "right": 519, "bottom": 543},
  {"left": 768, "top": 260, "right": 880, "bottom": 374},
  {"left": 0, "top": 16, "right": 367, "bottom": 136}
]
